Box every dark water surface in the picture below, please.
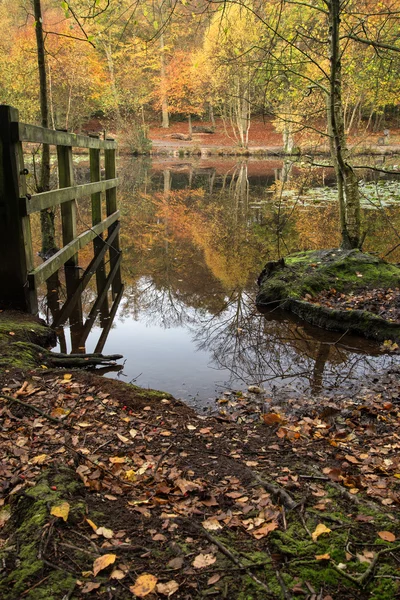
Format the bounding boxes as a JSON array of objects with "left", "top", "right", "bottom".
[{"left": 42, "top": 156, "right": 400, "bottom": 410}]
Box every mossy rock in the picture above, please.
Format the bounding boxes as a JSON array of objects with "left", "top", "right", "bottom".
[
  {"left": 256, "top": 249, "right": 400, "bottom": 343},
  {"left": 0, "top": 467, "right": 84, "bottom": 600},
  {"left": 0, "top": 311, "right": 55, "bottom": 370}
]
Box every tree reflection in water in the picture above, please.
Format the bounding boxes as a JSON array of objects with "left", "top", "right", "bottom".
[{"left": 38, "top": 156, "right": 400, "bottom": 402}]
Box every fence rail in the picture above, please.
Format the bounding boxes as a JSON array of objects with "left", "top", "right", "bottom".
[{"left": 0, "top": 104, "right": 122, "bottom": 319}]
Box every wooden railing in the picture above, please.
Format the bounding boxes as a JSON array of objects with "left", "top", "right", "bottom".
[{"left": 0, "top": 105, "right": 122, "bottom": 316}]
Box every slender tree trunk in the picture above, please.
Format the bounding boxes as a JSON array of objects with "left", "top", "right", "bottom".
[
  {"left": 160, "top": 34, "right": 169, "bottom": 128},
  {"left": 328, "top": 0, "right": 360, "bottom": 249},
  {"left": 33, "top": 0, "right": 56, "bottom": 256},
  {"left": 103, "top": 41, "right": 122, "bottom": 128}
]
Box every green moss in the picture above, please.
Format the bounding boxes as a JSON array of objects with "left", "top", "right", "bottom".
[
  {"left": 257, "top": 249, "right": 400, "bottom": 342},
  {"left": 0, "top": 312, "right": 55, "bottom": 370},
  {"left": 0, "top": 468, "right": 85, "bottom": 600}
]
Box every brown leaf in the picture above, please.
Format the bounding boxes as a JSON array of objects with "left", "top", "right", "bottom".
[
  {"left": 93, "top": 554, "right": 116, "bottom": 576},
  {"left": 202, "top": 518, "right": 222, "bottom": 531},
  {"left": 156, "top": 580, "right": 179, "bottom": 596},
  {"left": 315, "top": 553, "right": 330, "bottom": 560},
  {"left": 251, "top": 521, "right": 278, "bottom": 539},
  {"left": 129, "top": 574, "right": 158, "bottom": 597},
  {"left": 167, "top": 557, "right": 184, "bottom": 570},
  {"left": 207, "top": 574, "right": 221, "bottom": 585},
  {"left": 378, "top": 531, "right": 396, "bottom": 542},
  {"left": 192, "top": 553, "right": 216, "bottom": 569},
  {"left": 82, "top": 582, "right": 101, "bottom": 593},
  {"left": 262, "top": 413, "right": 284, "bottom": 425},
  {"left": 175, "top": 478, "right": 202, "bottom": 494}
]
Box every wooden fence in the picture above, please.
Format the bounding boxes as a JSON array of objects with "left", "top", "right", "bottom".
[{"left": 0, "top": 105, "right": 122, "bottom": 320}]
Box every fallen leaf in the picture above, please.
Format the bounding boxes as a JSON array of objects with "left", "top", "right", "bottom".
[
  {"left": 252, "top": 521, "right": 278, "bottom": 539},
  {"left": 167, "top": 557, "right": 184, "bottom": 570},
  {"left": 63, "top": 373, "right": 72, "bottom": 381},
  {"left": 117, "top": 433, "right": 130, "bottom": 443},
  {"left": 93, "top": 554, "right": 116, "bottom": 576},
  {"left": 109, "top": 456, "right": 126, "bottom": 464},
  {"left": 50, "top": 501, "right": 70, "bottom": 522},
  {"left": 31, "top": 454, "right": 48, "bottom": 465},
  {"left": 156, "top": 580, "right": 179, "bottom": 596},
  {"left": 312, "top": 523, "right": 331, "bottom": 542},
  {"left": 125, "top": 469, "right": 136, "bottom": 482},
  {"left": 345, "top": 454, "right": 359, "bottom": 464},
  {"left": 315, "top": 553, "right": 330, "bottom": 560},
  {"left": 130, "top": 429, "right": 138, "bottom": 438},
  {"left": 192, "top": 553, "right": 217, "bottom": 569},
  {"left": 110, "top": 569, "right": 126, "bottom": 580},
  {"left": 0, "top": 508, "right": 11, "bottom": 528},
  {"left": 129, "top": 574, "right": 158, "bottom": 597},
  {"left": 96, "top": 526, "right": 114, "bottom": 539},
  {"left": 262, "top": 413, "right": 284, "bottom": 425},
  {"left": 82, "top": 582, "right": 101, "bottom": 593},
  {"left": 207, "top": 574, "right": 221, "bottom": 585},
  {"left": 86, "top": 518, "right": 98, "bottom": 532},
  {"left": 378, "top": 531, "right": 396, "bottom": 542},
  {"left": 202, "top": 518, "right": 222, "bottom": 531}
]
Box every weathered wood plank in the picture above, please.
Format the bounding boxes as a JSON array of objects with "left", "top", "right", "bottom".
[
  {"left": 14, "top": 122, "right": 117, "bottom": 149},
  {"left": 105, "top": 147, "right": 122, "bottom": 296},
  {"left": 94, "top": 285, "right": 124, "bottom": 354},
  {"left": 78, "top": 254, "right": 122, "bottom": 346},
  {"left": 22, "top": 179, "right": 118, "bottom": 214},
  {"left": 28, "top": 211, "right": 120, "bottom": 286},
  {"left": 52, "top": 224, "right": 120, "bottom": 328}
]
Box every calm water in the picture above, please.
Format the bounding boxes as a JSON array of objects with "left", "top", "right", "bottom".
[{"left": 41, "top": 156, "right": 400, "bottom": 409}]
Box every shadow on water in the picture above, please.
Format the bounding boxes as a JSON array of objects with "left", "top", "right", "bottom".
[{"left": 40, "top": 156, "right": 400, "bottom": 408}]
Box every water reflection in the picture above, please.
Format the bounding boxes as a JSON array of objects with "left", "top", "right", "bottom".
[{"left": 42, "top": 156, "right": 400, "bottom": 406}]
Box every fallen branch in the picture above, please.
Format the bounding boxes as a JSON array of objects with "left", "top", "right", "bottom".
[
  {"left": 333, "top": 544, "right": 400, "bottom": 587},
  {"left": 175, "top": 517, "right": 274, "bottom": 596},
  {"left": 251, "top": 472, "right": 297, "bottom": 510},
  {"left": 0, "top": 394, "right": 65, "bottom": 426}
]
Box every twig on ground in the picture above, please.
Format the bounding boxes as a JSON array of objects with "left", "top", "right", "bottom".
[
  {"left": 333, "top": 544, "right": 400, "bottom": 587},
  {"left": 0, "top": 394, "right": 65, "bottom": 426},
  {"left": 251, "top": 472, "right": 298, "bottom": 510},
  {"left": 175, "top": 517, "right": 273, "bottom": 596}
]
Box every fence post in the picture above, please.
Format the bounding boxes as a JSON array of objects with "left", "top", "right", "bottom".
[
  {"left": 90, "top": 140, "right": 109, "bottom": 320},
  {"left": 104, "top": 145, "right": 122, "bottom": 297},
  {"left": 57, "top": 140, "right": 83, "bottom": 348},
  {"left": 0, "top": 105, "right": 37, "bottom": 313}
]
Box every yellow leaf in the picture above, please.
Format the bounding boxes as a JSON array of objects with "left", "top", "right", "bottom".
[
  {"left": 63, "top": 373, "right": 72, "bottom": 381},
  {"left": 315, "top": 553, "right": 330, "bottom": 560},
  {"left": 312, "top": 523, "right": 331, "bottom": 542},
  {"left": 86, "top": 518, "right": 98, "bottom": 532},
  {"left": 50, "top": 501, "right": 70, "bottom": 522},
  {"left": 93, "top": 554, "right": 116, "bottom": 576},
  {"left": 125, "top": 469, "right": 136, "bottom": 481},
  {"left": 129, "top": 573, "right": 158, "bottom": 597},
  {"left": 31, "top": 454, "right": 48, "bottom": 464},
  {"left": 109, "top": 456, "right": 126, "bottom": 464}
]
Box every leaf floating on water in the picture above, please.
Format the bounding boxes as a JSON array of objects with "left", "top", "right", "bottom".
[
  {"left": 129, "top": 573, "right": 158, "bottom": 597},
  {"left": 50, "top": 501, "right": 70, "bottom": 522},
  {"left": 93, "top": 553, "right": 116, "bottom": 576}
]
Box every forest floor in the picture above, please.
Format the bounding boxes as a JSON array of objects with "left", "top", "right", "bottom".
[
  {"left": 147, "top": 117, "right": 400, "bottom": 156},
  {"left": 1, "top": 314, "right": 400, "bottom": 599}
]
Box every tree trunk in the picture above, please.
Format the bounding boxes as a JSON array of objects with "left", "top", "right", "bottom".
[
  {"left": 103, "top": 41, "right": 122, "bottom": 128},
  {"left": 33, "top": 0, "right": 56, "bottom": 256},
  {"left": 160, "top": 34, "right": 169, "bottom": 128},
  {"left": 328, "top": 0, "right": 360, "bottom": 249}
]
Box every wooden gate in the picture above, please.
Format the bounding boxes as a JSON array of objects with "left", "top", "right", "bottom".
[{"left": 0, "top": 105, "right": 122, "bottom": 318}]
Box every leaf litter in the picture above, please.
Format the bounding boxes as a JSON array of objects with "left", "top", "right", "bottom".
[{"left": 0, "top": 366, "right": 399, "bottom": 598}]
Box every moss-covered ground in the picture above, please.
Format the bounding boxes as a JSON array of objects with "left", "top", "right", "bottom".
[
  {"left": 256, "top": 249, "right": 400, "bottom": 342},
  {"left": 0, "top": 311, "right": 399, "bottom": 599}
]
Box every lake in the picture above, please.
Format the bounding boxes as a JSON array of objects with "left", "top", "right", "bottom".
[{"left": 39, "top": 155, "right": 400, "bottom": 410}]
